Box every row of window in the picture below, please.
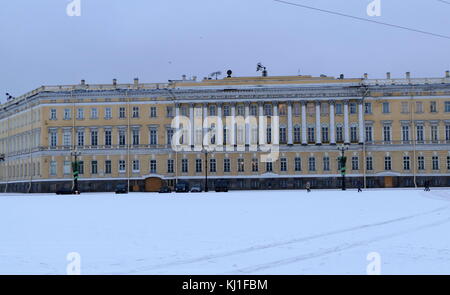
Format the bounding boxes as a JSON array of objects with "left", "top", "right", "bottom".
[
  {"left": 46, "top": 155, "right": 450, "bottom": 177},
  {"left": 48, "top": 101, "right": 450, "bottom": 121}
]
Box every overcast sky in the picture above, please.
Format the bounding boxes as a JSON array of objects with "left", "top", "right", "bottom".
[{"left": 0, "top": 0, "right": 449, "bottom": 103}]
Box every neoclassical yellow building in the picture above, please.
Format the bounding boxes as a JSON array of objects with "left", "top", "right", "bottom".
[{"left": 0, "top": 71, "right": 449, "bottom": 192}]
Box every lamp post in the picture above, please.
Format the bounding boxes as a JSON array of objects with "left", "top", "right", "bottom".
[
  {"left": 71, "top": 151, "right": 81, "bottom": 194},
  {"left": 337, "top": 145, "right": 348, "bottom": 191}
]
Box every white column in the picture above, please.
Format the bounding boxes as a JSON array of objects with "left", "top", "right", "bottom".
[
  {"left": 231, "top": 103, "right": 236, "bottom": 146},
  {"left": 287, "top": 102, "right": 293, "bottom": 145},
  {"left": 245, "top": 103, "right": 250, "bottom": 146},
  {"left": 301, "top": 101, "right": 307, "bottom": 145},
  {"left": 217, "top": 103, "right": 223, "bottom": 148},
  {"left": 358, "top": 102, "right": 364, "bottom": 144},
  {"left": 203, "top": 103, "right": 208, "bottom": 145},
  {"left": 344, "top": 100, "right": 350, "bottom": 144},
  {"left": 315, "top": 102, "right": 322, "bottom": 145},
  {"left": 272, "top": 103, "right": 279, "bottom": 145},
  {"left": 258, "top": 103, "right": 265, "bottom": 145},
  {"left": 189, "top": 103, "right": 194, "bottom": 146},
  {"left": 329, "top": 101, "right": 336, "bottom": 145}
]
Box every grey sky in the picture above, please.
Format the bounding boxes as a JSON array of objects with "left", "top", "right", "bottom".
[{"left": 0, "top": 0, "right": 449, "bottom": 103}]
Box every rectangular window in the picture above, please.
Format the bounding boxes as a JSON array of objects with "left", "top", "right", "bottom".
[
  {"left": 365, "top": 126, "right": 373, "bottom": 142},
  {"left": 266, "top": 127, "right": 272, "bottom": 144},
  {"left": 150, "top": 107, "right": 157, "bottom": 118},
  {"left": 91, "top": 130, "right": 98, "bottom": 147},
  {"left": 237, "top": 158, "right": 245, "bottom": 172},
  {"left": 417, "top": 125, "right": 424, "bottom": 142},
  {"left": 418, "top": 156, "right": 425, "bottom": 170},
  {"left": 447, "top": 156, "right": 450, "bottom": 170},
  {"left": 50, "top": 109, "right": 57, "bottom": 120},
  {"left": 105, "top": 107, "right": 112, "bottom": 119},
  {"left": 119, "top": 130, "right": 126, "bottom": 146},
  {"left": 416, "top": 102, "right": 423, "bottom": 113},
  {"left": 366, "top": 156, "right": 373, "bottom": 171},
  {"left": 91, "top": 161, "right": 98, "bottom": 174},
  {"left": 383, "top": 125, "right": 391, "bottom": 142},
  {"left": 382, "top": 102, "right": 390, "bottom": 114},
  {"left": 350, "top": 126, "right": 358, "bottom": 142},
  {"left": 308, "top": 157, "right": 316, "bottom": 171},
  {"left": 266, "top": 162, "right": 273, "bottom": 172},
  {"left": 431, "top": 126, "right": 438, "bottom": 142},
  {"left": 209, "top": 105, "right": 216, "bottom": 116},
  {"left": 63, "top": 131, "right": 71, "bottom": 146},
  {"left": 295, "top": 157, "right": 302, "bottom": 171},
  {"left": 50, "top": 161, "right": 57, "bottom": 176},
  {"left": 149, "top": 128, "right": 157, "bottom": 145},
  {"left": 149, "top": 160, "right": 156, "bottom": 173},
  {"left": 119, "top": 160, "right": 126, "bottom": 173},
  {"left": 64, "top": 161, "right": 71, "bottom": 175},
  {"left": 250, "top": 105, "right": 257, "bottom": 116},
  {"left": 336, "top": 126, "right": 343, "bottom": 142},
  {"left": 182, "top": 159, "right": 188, "bottom": 173},
  {"left": 105, "top": 130, "right": 112, "bottom": 146},
  {"left": 91, "top": 108, "right": 98, "bottom": 119},
  {"left": 78, "top": 161, "right": 84, "bottom": 174},
  {"left": 64, "top": 109, "right": 71, "bottom": 120},
  {"left": 445, "top": 101, "right": 450, "bottom": 112},
  {"left": 196, "top": 159, "right": 202, "bottom": 173},
  {"left": 402, "top": 125, "right": 410, "bottom": 142},
  {"left": 133, "top": 160, "right": 141, "bottom": 172},
  {"left": 166, "top": 106, "right": 174, "bottom": 117},
  {"left": 349, "top": 103, "right": 357, "bottom": 114},
  {"left": 279, "top": 127, "right": 287, "bottom": 144},
  {"left": 132, "top": 129, "right": 140, "bottom": 145},
  {"left": 264, "top": 104, "right": 272, "bottom": 116},
  {"left": 401, "top": 102, "right": 409, "bottom": 114},
  {"left": 209, "top": 159, "right": 216, "bottom": 173},
  {"left": 167, "top": 129, "right": 174, "bottom": 145},
  {"left": 364, "top": 103, "right": 372, "bottom": 114},
  {"left": 323, "top": 156, "right": 330, "bottom": 171},
  {"left": 322, "top": 127, "right": 329, "bottom": 143},
  {"left": 252, "top": 158, "right": 258, "bottom": 172},
  {"left": 432, "top": 156, "right": 439, "bottom": 170},
  {"left": 384, "top": 156, "right": 392, "bottom": 171},
  {"left": 335, "top": 103, "right": 343, "bottom": 114},
  {"left": 430, "top": 101, "right": 437, "bottom": 113},
  {"left": 50, "top": 131, "right": 57, "bottom": 147},
  {"left": 237, "top": 105, "right": 245, "bottom": 116},
  {"left": 119, "top": 107, "right": 126, "bottom": 119},
  {"left": 294, "top": 126, "right": 301, "bottom": 143},
  {"left": 280, "top": 158, "right": 287, "bottom": 172},
  {"left": 223, "top": 105, "right": 230, "bottom": 116},
  {"left": 167, "top": 159, "right": 174, "bottom": 173},
  {"left": 77, "top": 108, "right": 84, "bottom": 119},
  {"left": 223, "top": 158, "right": 231, "bottom": 173},
  {"left": 132, "top": 106, "right": 139, "bottom": 118},
  {"left": 352, "top": 156, "right": 359, "bottom": 171},
  {"left": 446, "top": 125, "right": 450, "bottom": 141},
  {"left": 307, "top": 127, "right": 315, "bottom": 143},
  {"left": 105, "top": 160, "right": 112, "bottom": 174},
  {"left": 403, "top": 156, "right": 410, "bottom": 170}
]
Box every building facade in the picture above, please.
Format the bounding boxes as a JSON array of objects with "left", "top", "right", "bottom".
[{"left": 1, "top": 72, "right": 450, "bottom": 193}]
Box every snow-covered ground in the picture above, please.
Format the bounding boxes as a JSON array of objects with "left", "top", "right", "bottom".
[{"left": 1, "top": 188, "right": 450, "bottom": 275}]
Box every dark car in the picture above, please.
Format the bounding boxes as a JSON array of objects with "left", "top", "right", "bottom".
[
  {"left": 56, "top": 188, "right": 75, "bottom": 195},
  {"left": 215, "top": 180, "right": 229, "bottom": 192},
  {"left": 115, "top": 184, "right": 128, "bottom": 194},
  {"left": 159, "top": 186, "right": 172, "bottom": 193},
  {"left": 190, "top": 185, "right": 203, "bottom": 193},
  {"left": 175, "top": 182, "right": 189, "bottom": 193}
]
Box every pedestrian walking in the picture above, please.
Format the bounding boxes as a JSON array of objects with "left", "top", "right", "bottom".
[
  {"left": 305, "top": 181, "right": 311, "bottom": 193},
  {"left": 424, "top": 180, "right": 431, "bottom": 192},
  {"left": 357, "top": 181, "right": 362, "bottom": 193}
]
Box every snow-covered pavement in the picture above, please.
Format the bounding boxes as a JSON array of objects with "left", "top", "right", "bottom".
[{"left": 1, "top": 188, "right": 450, "bottom": 275}]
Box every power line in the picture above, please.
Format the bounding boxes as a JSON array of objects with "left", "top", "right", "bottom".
[{"left": 273, "top": 0, "right": 450, "bottom": 40}]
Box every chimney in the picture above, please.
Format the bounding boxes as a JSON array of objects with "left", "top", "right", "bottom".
[
  {"left": 386, "top": 72, "right": 391, "bottom": 79},
  {"left": 363, "top": 73, "right": 368, "bottom": 79},
  {"left": 112, "top": 79, "right": 117, "bottom": 86},
  {"left": 81, "top": 79, "right": 85, "bottom": 86},
  {"left": 406, "top": 72, "right": 411, "bottom": 79},
  {"left": 134, "top": 78, "right": 139, "bottom": 86},
  {"left": 446, "top": 70, "right": 450, "bottom": 78}
]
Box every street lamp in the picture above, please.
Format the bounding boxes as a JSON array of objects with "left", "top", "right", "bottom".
[
  {"left": 71, "top": 151, "right": 81, "bottom": 194},
  {"left": 337, "top": 145, "right": 349, "bottom": 191}
]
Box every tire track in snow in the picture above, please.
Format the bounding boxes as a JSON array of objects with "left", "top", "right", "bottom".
[
  {"left": 114, "top": 205, "right": 449, "bottom": 274},
  {"left": 229, "top": 216, "right": 450, "bottom": 274}
]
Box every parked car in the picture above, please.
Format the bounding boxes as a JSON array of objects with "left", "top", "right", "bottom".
[
  {"left": 190, "top": 185, "right": 203, "bottom": 193},
  {"left": 56, "top": 188, "right": 74, "bottom": 195},
  {"left": 159, "top": 186, "right": 172, "bottom": 193},
  {"left": 175, "top": 182, "right": 189, "bottom": 193},
  {"left": 215, "top": 180, "right": 229, "bottom": 192},
  {"left": 115, "top": 184, "right": 128, "bottom": 194}
]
